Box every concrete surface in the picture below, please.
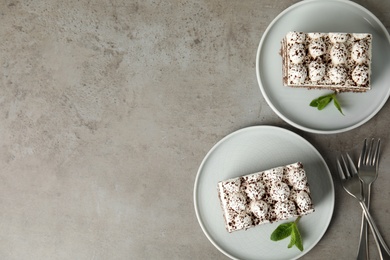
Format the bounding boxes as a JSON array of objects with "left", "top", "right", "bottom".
[{"left": 1, "top": 0, "right": 390, "bottom": 259}]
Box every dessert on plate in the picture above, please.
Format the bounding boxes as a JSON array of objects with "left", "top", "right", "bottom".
[
  {"left": 217, "top": 162, "right": 314, "bottom": 233},
  {"left": 281, "top": 31, "right": 372, "bottom": 92}
]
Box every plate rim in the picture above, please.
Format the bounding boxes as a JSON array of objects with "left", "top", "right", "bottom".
[
  {"left": 193, "top": 125, "right": 335, "bottom": 260},
  {"left": 255, "top": 0, "right": 390, "bottom": 134}
]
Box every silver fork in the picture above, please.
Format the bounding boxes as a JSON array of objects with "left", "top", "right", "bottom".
[
  {"left": 357, "top": 139, "right": 381, "bottom": 260},
  {"left": 337, "top": 154, "right": 390, "bottom": 260}
]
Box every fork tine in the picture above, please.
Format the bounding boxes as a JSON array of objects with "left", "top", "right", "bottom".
[
  {"left": 358, "top": 138, "right": 367, "bottom": 168},
  {"left": 374, "top": 139, "right": 381, "bottom": 167},
  {"left": 342, "top": 155, "right": 351, "bottom": 178},
  {"left": 340, "top": 154, "right": 352, "bottom": 178},
  {"left": 337, "top": 158, "right": 346, "bottom": 180},
  {"left": 346, "top": 153, "right": 357, "bottom": 175},
  {"left": 367, "top": 138, "right": 375, "bottom": 165}
]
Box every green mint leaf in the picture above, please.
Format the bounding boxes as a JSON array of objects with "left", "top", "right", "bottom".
[
  {"left": 309, "top": 93, "right": 332, "bottom": 109},
  {"left": 317, "top": 94, "right": 333, "bottom": 100},
  {"left": 309, "top": 99, "right": 319, "bottom": 107},
  {"left": 288, "top": 228, "right": 296, "bottom": 248},
  {"left": 309, "top": 92, "right": 344, "bottom": 114},
  {"left": 270, "top": 222, "right": 293, "bottom": 241},
  {"left": 317, "top": 96, "right": 332, "bottom": 110},
  {"left": 292, "top": 222, "right": 304, "bottom": 251},
  {"left": 270, "top": 217, "right": 304, "bottom": 251},
  {"left": 333, "top": 95, "right": 344, "bottom": 115}
]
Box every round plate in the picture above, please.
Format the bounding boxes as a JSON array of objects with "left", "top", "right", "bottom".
[
  {"left": 256, "top": 0, "right": 390, "bottom": 134},
  {"left": 194, "top": 126, "right": 335, "bottom": 260}
]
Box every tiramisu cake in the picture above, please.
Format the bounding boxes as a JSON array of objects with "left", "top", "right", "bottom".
[
  {"left": 217, "top": 162, "right": 314, "bottom": 233},
  {"left": 281, "top": 32, "right": 372, "bottom": 92}
]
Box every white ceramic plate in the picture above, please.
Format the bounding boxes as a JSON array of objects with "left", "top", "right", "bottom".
[
  {"left": 256, "top": 0, "right": 390, "bottom": 134},
  {"left": 194, "top": 126, "right": 335, "bottom": 260}
]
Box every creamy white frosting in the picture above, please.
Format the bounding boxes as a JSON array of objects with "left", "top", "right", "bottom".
[
  {"left": 288, "top": 64, "right": 307, "bottom": 84},
  {"left": 328, "top": 66, "right": 347, "bottom": 84},
  {"left": 263, "top": 167, "right": 284, "bottom": 183},
  {"left": 352, "top": 65, "right": 369, "bottom": 85},
  {"left": 307, "top": 33, "right": 324, "bottom": 39},
  {"left": 270, "top": 181, "right": 290, "bottom": 202},
  {"left": 309, "top": 39, "right": 326, "bottom": 58},
  {"left": 223, "top": 178, "right": 241, "bottom": 193},
  {"left": 250, "top": 200, "right": 268, "bottom": 219},
  {"left": 296, "top": 191, "right": 312, "bottom": 211},
  {"left": 274, "top": 201, "right": 297, "bottom": 219},
  {"left": 286, "top": 167, "right": 307, "bottom": 190},
  {"left": 244, "top": 181, "right": 265, "bottom": 200},
  {"left": 229, "top": 192, "right": 247, "bottom": 212},
  {"left": 233, "top": 213, "right": 253, "bottom": 230},
  {"left": 289, "top": 43, "right": 305, "bottom": 64},
  {"left": 308, "top": 61, "right": 326, "bottom": 81},
  {"left": 352, "top": 40, "right": 369, "bottom": 63},
  {"left": 286, "top": 31, "right": 306, "bottom": 44},
  {"left": 329, "top": 33, "right": 348, "bottom": 43},
  {"left": 330, "top": 43, "right": 347, "bottom": 64},
  {"left": 353, "top": 33, "right": 370, "bottom": 39}
]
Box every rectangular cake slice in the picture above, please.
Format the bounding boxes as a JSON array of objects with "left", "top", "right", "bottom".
[
  {"left": 281, "top": 32, "right": 372, "bottom": 92},
  {"left": 217, "top": 162, "right": 314, "bottom": 233}
]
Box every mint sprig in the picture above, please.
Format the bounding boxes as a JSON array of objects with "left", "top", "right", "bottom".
[
  {"left": 270, "top": 216, "right": 303, "bottom": 251},
  {"left": 310, "top": 92, "right": 344, "bottom": 115}
]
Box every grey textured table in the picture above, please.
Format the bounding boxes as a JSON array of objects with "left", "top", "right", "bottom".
[{"left": 1, "top": 0, "right": 390, "bottom": 259}]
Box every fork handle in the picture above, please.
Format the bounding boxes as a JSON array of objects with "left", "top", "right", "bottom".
[
  {"left": 357, "top": 183, "right": 370, "bottom": 260},
  {"left": 359, "top": 201, "right": 390, "bottom": 260}
]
